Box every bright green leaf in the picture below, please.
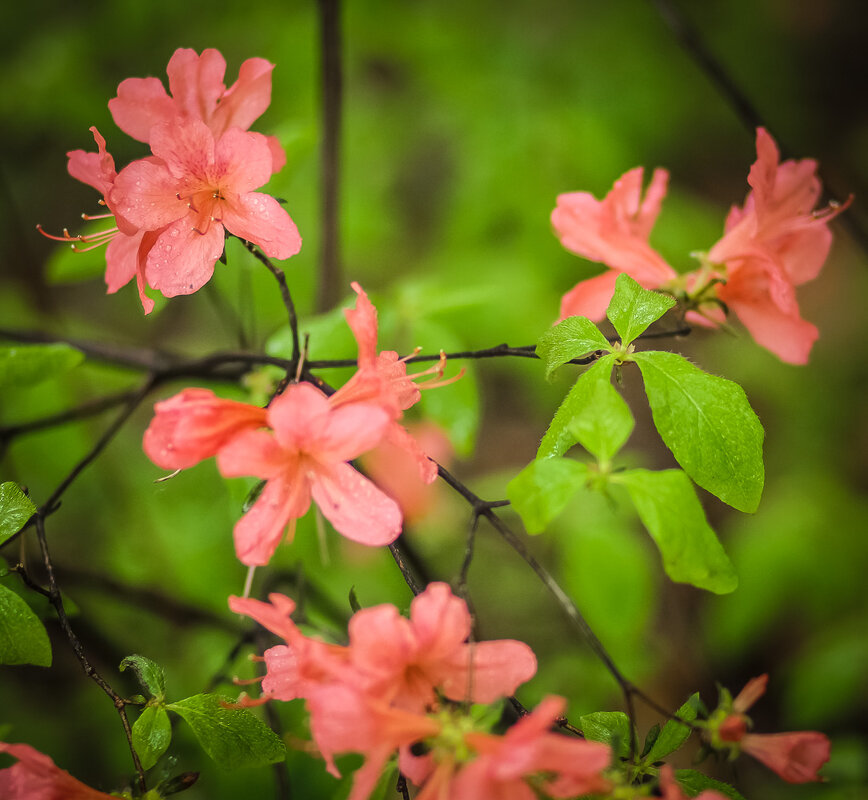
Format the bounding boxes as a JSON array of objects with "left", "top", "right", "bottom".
[
  {"left": 615, "top": 468, "right": 737, "bottom": 594},
  {"left": 507, "top": 458, "right": 589, "bottom": 534},
  {"left": 133, "top": 704, "right": 172, "bottom": 770},
  {"left": 168, "top": 693, "right": 286, "bottom": 770},
  {"left": 606, "top": 274, "right": 676, "bottom": 346},
  {"left": 674, "top": 769, "right": 746, "bottom": 800},
  {"left": 579, "top": 711, "right": 634, "bottom": 758},
  {"left": 567, "top": 376, "right": 634, "bottom": 465},
  {"left": 645, "top": 693, "right": 700, "bottom": 762},
  {"left": 120, "top": 654, "right": 167, "bottom": 701},
  {"left": 536, "top": 317, "right": 611, "bottom": 380},
  {"left": 0, "top": 344, "right": 84, "bottom": 389},
  {"left": 0, "top": 583, "right": 51, "bottom": 667},
  {"left": 634, "top": 351, "right": 764, "bottom": 512},
  {"left": 0, "top": 483, "right": 36, "bottom": 545},
  {"left": 537, "top": 354, "right": 616, "bottom": 459}
]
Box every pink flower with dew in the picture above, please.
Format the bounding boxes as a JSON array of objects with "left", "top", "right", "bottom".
[
  {"left": 360, "top": 421, "right": 454, "bottom": 525},
  {"left": 306, "top": 683, "right": 441, "bottom": 800},
  {"left": 706, "top": 128, "right": 849, "bottom": 364},
  {"left": 0, "top": 741, "right": 117, "bottom": 799},
  {"left": 553, "top": 166, "right": 676, "bottom": 321},
  {"left": 228, "top": 593, "right": 352, "bottom": 702},
  {"left": 37, "top": 127, "right": 156, "bottom": 312},
  {"left": 347, "top": 582, "right": 537, "bottom": 712},
  {"left": 216, "top": 382, "right": 402, "bottom": 566},
  {"left": 143, "top": 387, "right": 268, "bottom": 471},
  {"left": 453, "top": 696, "right": 612, "bottom": 800},
  {"left": 717, "top": 674, "right": 831, "bottom": 784},
  {"left": 331, "top": 282, "right": 462, "bottom": 484},
  {"left": 658, "top": 765, "right": 728, "bottom": 800},
  {"left": 109, "top": 47, "right": 286, "bottom": 174},
  {"left": 111, "top": 117, "right": 301, "bottom": 302}
]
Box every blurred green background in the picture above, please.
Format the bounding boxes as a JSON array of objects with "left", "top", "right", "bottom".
[{"left": 1, "top": 1, "right": 865, "bottom": 798}]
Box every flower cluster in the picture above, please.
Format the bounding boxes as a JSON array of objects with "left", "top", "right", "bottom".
[
  {"left": 41, "top": 48, "right": 301, "bottom": 313},
  {"left": 144, "top": 283, "right": 454, "bottom": 565},
  {"left": 231, "top": 582, "right": 613, "bottom": 800},
  {"left": 553, "top": 128, "right": 848, "bottom": 364},
  {"left": 705, "top": 674, "right": 830, "bottom": 783}
]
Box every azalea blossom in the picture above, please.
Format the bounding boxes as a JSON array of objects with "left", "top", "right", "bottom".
[
  {"left": 714, "top": 674, "right": 831, "bottom": 783},
  {"left": 109, "top": 47, "right": 286, "bottom": 173},
  {"left": 553, "top": 129, "right": 846, "bottom": 363},
  {"left": 216, "top": 382, "right": 401, "bottom": 565},
  {"left": 552, "top": 166, "right": 675, "bottom": 321},
  {"left": 331, "top": 282, "right": 460, "bottom": 484},
  {"left": 706, "top": 128, "right": 848, "bottom": 364},
  {"left": 0, "top": 741, "right": 118, "bottom": 799},
  {"left": 111, "top": 117, "right": 301, "bottom": 301},
  {"left": 143, "top": 387, "right": 268, "bottom": 470},
  {"left": 38, "top": 127, "right": 156, "bottom": 312}
]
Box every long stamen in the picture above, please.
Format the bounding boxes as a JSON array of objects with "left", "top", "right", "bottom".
[{"left": 81, "top": 211, "right": 115, "bottom": 221}]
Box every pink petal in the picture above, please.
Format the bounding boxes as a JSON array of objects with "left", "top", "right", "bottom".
[
  {"left": 144, "top": 218, "right": 225, "bottom": 297},
  {"left": 383, "top": 422, "right": 438, "bottom": 484},
  {"left": 220, "top": 192, "right": 302, "bottom": 260},
  {"left": 233, "top": 476, "right": 311, "bottom": 566},
  {"left": 345, "top": 283, "right": 380, "bottom": 367},
  {"left": 111, "top": 159, "right": 188, "bottom": 231},
  {"left": 558, "top": 270, "right": 619, "bottom": 322},
  {"left": 216, "top": 429, "right": 290, "bottom": 479},
  {"left": 214, "top": 129, "right": 273, "bottom": 194},
  {"left": 149, "top": 118, "right": 215, "bottom": 182},
  {"left": 265, "top": 135, "right": 287, "bottom": 174},
  {"left": 228, "top": 593, "right": 298, "bottom": 640},
  {"left": 732, "top": 674, "right": 768, "bottom": 714},
  {"left": 0, "top": 741, "right": 113, "bottom": 799},
  {"left": 315, "top": 402, "right": 390, "bottom": 463},
  {"left": 440, "top": 640, "right": 537, "bottom": 704},
  {"left": 410, "top": 583, "right": 471, "bottom": 653},
  {"left": 267, "top": 383, "right": 331, "bottom": 451},
  {"left": 212, "top": 57, "right": 275, "bottom": 136},
  {"left": 310, "top": 462, "right": 402, "bottom": 546},
  {"left": 742, "top": 731, "right": 830, "bottom": 783},
  {"left": 104, "top": 230, "right": 142, "bottom": 294},
  {"left": 108, "top": 77, "right": 176, "bottom": 143},
  {"left": 166, "top": 48, "right": 227, "bottom": 124}
]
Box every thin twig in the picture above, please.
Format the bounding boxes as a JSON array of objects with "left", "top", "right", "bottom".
[
  {"left": 316, "top": 0, "right": 343, "bottom": 311},
  {"left": 240, "top": 241, "right": 301, "bottom": 362},
  {"left": 34, "top": 515, "right": 146, "bottom": 791}
]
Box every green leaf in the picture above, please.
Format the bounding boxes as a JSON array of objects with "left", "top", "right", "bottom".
[
  {"left": 641, "top": 723, "right": 661, "bottom": 759},
  {"left": 645, "top": 693, "right": 700, "bottom": 762},
  {"left": 537, "top": 354, "right": 616, "bottom": 459},
  {"left": 507, "top": 458, "right": 589, "bottom": 534},
  {"left": 567, "top": 375, "right": 634, "bottom": 465},
  {"left": 674, "top": 769, "right": 746, "bottom": 800},
  {"left": 579, "top": 711, "right": 634, "bottom": 758},
  {"left": 615, "top": 468, "right": 737, "bottom": 594},
  {"left": 0, "top": 583, "right": 51, "bottom": 667},
  {"left": 120, "top": 655, "right": 167, "bottom": 701},
  {"left": 0, "top": 344, "right": 84, "bottom": 389},
  {"left": 0, "top": 483, "right": 36, "bottom": 545},
  {"left": 606, "top": 274, "right": 676, "bottom": 346},
  {"left": 133, "top": 704, "right": 172, "bottom": 770},
  {"left": 634, "top": 351, "right": 764, "bottom": 512},
  {"left": 536, "top": 317, "right": 611, "bottom": 380},
  {"left": 167, "top": 693, "right": 286, "bottom": 770}
]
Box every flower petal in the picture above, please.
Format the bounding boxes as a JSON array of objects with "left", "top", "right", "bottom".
[
  {"left": 212, "top": 57, "right": 275, "bottom": 136},
  {"left": 559, "top": 270, "right": 619, "bottom": 322},
  {"left": 144, "top": 218, "right": 225, "bottom": 297},
  {"left": 166, "top": 48, "right": 227, "bottom": 124},
  {"left": 111, "top": 159, "right": 188, "bottom": 231},
  {"left": 220, "top": 192, "right": 302, "bottom": 260},
  {"left": 108, "top": 77, "right": 176, "bottom": 143},
  {"left": 311, "top": 462, "right": 402, "bottom": 546}
]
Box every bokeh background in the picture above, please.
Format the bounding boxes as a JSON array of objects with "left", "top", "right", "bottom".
[{"left": 1, "top": 1, "right": 866, "bottom": 798}]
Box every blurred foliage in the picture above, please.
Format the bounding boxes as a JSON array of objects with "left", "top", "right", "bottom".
[{"left": 0, "top": 0, "right": 865, "bottom": 798}]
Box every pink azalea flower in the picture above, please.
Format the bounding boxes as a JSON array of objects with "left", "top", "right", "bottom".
[
  {"left": 717, "top": 674, "right": 831, "bottom": 783},
  {"left": 346, "top": 582, "right": 537, "bottom": 712},
  {"left": 109, "top": 47, "right": 286, "bottom": 173},
  {"left": 707, "top": 128, "right": 848, "bottom": 364},
  {"left": 143, "top": 387, "right": 268, "bottom": 470},
  {"left": 38, "top": 127, "right": 156, "bottom": 312},
  {"left": 552, "top": 167, "right": 676, "bottom": 321},
  {"left": 360, "top": 421, "right": 454, "bottom": 524},
  {"left": 658, "top": 765, "right": 728, "bottom": 800},
  {"left": 454, "top": 696, "right": 612, "bottom": 799},
  {"left": 0, "top": 741, "right": 116, "bottom": 799},
  {"left": 111, "top": 117, "right": 301, "bottom": 300},
  {"left": 331, "top": 282, "right": 460, "bottom": 484},
  {"left": 216, "top": 382, "right": 402, "bottom": 565}
]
